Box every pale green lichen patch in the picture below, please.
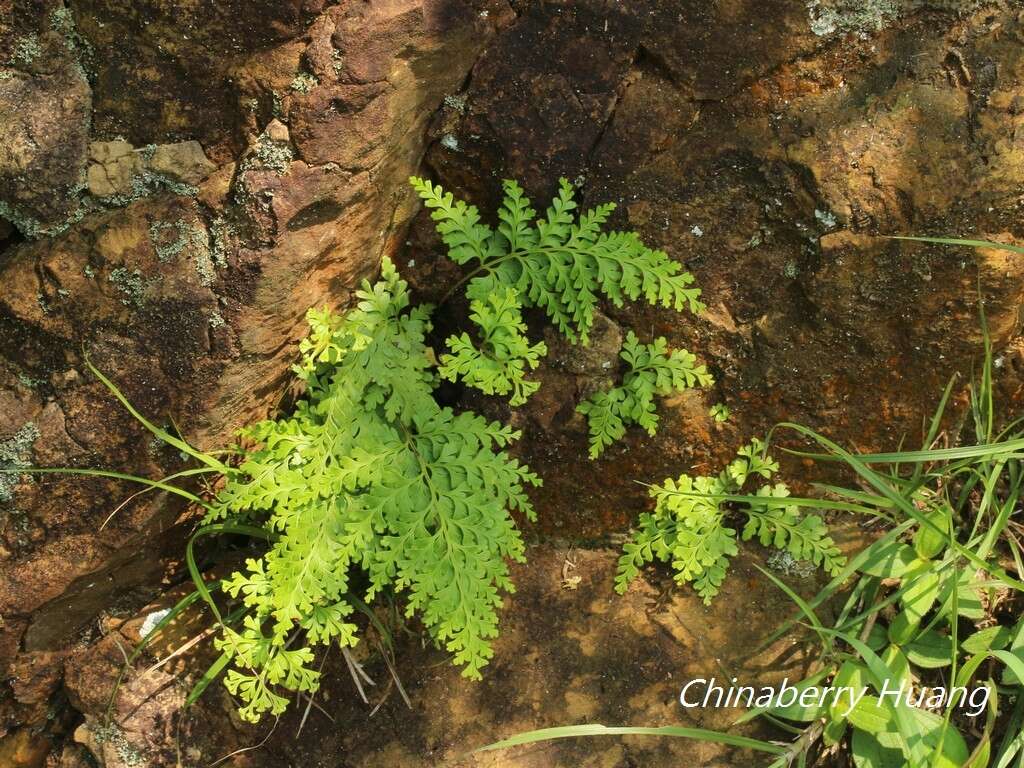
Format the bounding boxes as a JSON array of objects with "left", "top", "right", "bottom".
[
  {"left": 209, "top": 216, "right": 232, "bottom": 268},
  {"left": 290, "top": 72, "right": 318, "bottom": 93},
  {"left": 0, "top": 422, "right": 39, "bottom": 504},
  {"left": 103, "top": 170, "right": 198, "bottom": 207},
  {"left": 10, "top": 35, "right": 42, "bottom": 67},
  {"left": 50, "top": 4, "right": 95, "bottom": 80},
  {"left": 767, "top": 548, "right": 817, "bottom": 579},
  {"left": 814, "top": 208, "right": 838, "bottom": 230},
  {"left": 91, "top": 724, "right": 145, "bottom": 767},
  {"left": 16, "top": 373, "right": 44, "bottom": 389},
  {"left": 806, "top": 0, "right": 985, "bottom": 37},
  {"left": 241, "top": 135, "right": 294, "bottom": 174},
  {"left": 0, "top": 196, "right": 88, "bottom": 240},
  {"left": 108, "top": 267, "right": 149, "bottom": 307},
  {"left": 193, "top": 246, "right": 217, "bottom": 287},
  {"left": 443, "top": 94, "right": 467, "bottom": 113},
  {"left": 806, "top": 0, "right": 900, "bottom": 35},
  {"left": 148, "top": 220, "right": 190, "bottom": 263},
  {"left": 146, "top": 216, "right": 219, "bottom": 286}
]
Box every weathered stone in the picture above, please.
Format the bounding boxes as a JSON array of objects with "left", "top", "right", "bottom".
[
  {"left": 4, "top": 0, "right": 1024, "bottom": 764},
  {"left": 0, "top": 727, "right": 49, "bottom": 768},
  {"left": 64, "top": 543, "right": 858, "bottom": 766},
  {"left": 85, "top": 143, "right": 141, "bottom": 198},
  {"left": 196, "top": 162, "right": 236, "bottom": 211},
  {"left": 0, "top": 30, "right": 91, "bottom": 236},
  {"left": 146, "top": 140, "right": 216, "bottom": 185},
  {"left": 415, "top": 0, "right": 1024, "bottom": 539}
]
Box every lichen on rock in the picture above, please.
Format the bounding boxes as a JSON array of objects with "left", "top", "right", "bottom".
[{"left": 0, "top": 422, "right": 39, "bottom": 504}]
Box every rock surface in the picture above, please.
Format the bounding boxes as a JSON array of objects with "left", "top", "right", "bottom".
[
  {"left": 2, "top": 0, "right": 1024, "bottom": 765},
  {"left": 407, "top": 0, "right": 1024, "bottom": 538},
  {"left": 63, "top": 543, "right": 858, "bottom": 767}
]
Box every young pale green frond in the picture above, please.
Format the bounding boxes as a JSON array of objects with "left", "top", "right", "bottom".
[
  {"left": 208, "top": 257, "right": 541, "bottom": 722},
  {"left": 411, "top": 176, "right": 705, "bottom": 345},
  {"left": 409, "top": 176, "right": 495, "bottom": 265},
  {"left": 578, "top": 331, "right": 712, "bottom": 458},
  {"left": 439, "top": 288, "right": 547, "bottom": 405}
]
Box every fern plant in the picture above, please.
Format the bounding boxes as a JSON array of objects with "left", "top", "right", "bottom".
[
  {"left": 32, "top": 177, "right": 711, "bottom": 725},
  {"left": 207, "top": 179, "right": 713, "bottom": 719},
  {"left": 204, "top": 259, "right": 540, "bottom": 722},
  {"left": 577, "top": 331, "right": 713, "bottom": 458},
  {"left": 615, "top": 439, "right": 844, "bottom": 603},
  {"left": 410, "top": 177, "right": 706, "bottom": 415}
]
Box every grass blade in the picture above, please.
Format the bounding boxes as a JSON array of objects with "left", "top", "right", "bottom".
[{"left": 473, "top": 724, "right": 788, "bottom": 756}]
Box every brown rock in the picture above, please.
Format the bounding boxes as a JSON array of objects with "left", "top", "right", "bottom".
[
  {"left": 196, "top": 162, "right": 236, "bottom": 211},
  {"left": 146, "top": 141, "right": 217, "bottom": 185},
  {"left": 0, "top": 33, "right": 90, "bottom": 236},
  {"left": 0, "top": 727, "right": 50, "bottom": 768},
  {"left": 6, "top": 1, "right": 1024, "bottom": 764},
  {"left": 419, "top": 0, "right": 1024, "bottom": 538},
  {"left": 85, "top": 141, "right": 141, "bottom": 198}
]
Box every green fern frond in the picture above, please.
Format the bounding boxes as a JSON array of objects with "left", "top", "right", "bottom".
[
  {"left": 411, "top": 177, "right": 704, "bottom": 345},
  {"left": 615, "top": 440, "right": 845, "bottom": 603},
  {"left": 207, "top": 257, "right": 541, "bottom": 722},
  {"left": 439, "top": 288, "right": 547, "bottom": 405},
  {"left": 577, "top": 331, "right": 713, "bottom": 458},
  {"left": 742, "top": 484, "right": 844, "bottom": 575}
]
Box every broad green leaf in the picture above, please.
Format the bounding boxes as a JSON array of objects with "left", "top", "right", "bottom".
[
  {"left": 1000, "top": 618, "right": 1024, "bottom": 685},
  {"left": 880, "top": 645, "right": 911, "bottom": 689},
  {"left": 937, "top": 569, "right": 986, "bottom": 620},
  {"left": 888, "top": 610, "right": 920, "bottom": 647},
  {"left": 853, "top": 707, "right": 969, "bottom": 768},
  {"left": 859, "top": 541, "right": 918, "bottom": 579},
  {"left": 765, "top": 675, "right": 831, "bottom": 723},
  {"left": 852, "top": 728, "right": 904, "bottom": 768},
  {"left": 899, "top": 567, "right": 939, "bottom": 622},
  {"left": 905, "top": 630, "right": 955, "bottom": 669},
  {"left": 866, "top": 621, "right": 890, "bottom": 651},
  {"left": 994, "top": 649, "right": 1024, "bottom": 688},
  {"left": 847, "top": 695, "right": 892, "bottom": 735},
  {"left": 962, "top": 626, "right": 1012, "bottom": 655},
  {"left": 913, "top": 508, "right": 950, "bottom": 559}
]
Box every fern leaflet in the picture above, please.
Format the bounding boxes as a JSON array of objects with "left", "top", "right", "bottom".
[
  {"left": 439, "top": 287, "right": 547, "bottom": 406},
  {"left": 577, "top": 331, "right": 713, "bottom": 458},
  {"left": 411, "top": 177, "right": 705, "bottom": 346}
]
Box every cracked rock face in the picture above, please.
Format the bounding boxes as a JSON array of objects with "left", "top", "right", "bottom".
[{"left": 0, "top": 15, "right": 92, "bottom": 236}]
